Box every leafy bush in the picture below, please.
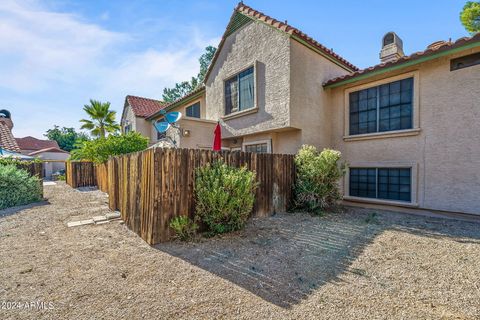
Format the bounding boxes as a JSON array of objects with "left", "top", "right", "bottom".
[
  {"left": 70, "top": 132, "right": 148, "bottom": 163},
  {"left": 0, "top": 157, "right": 42, "bottom": 166},
  {"left": 195, "top": 161, "right": 257, "bottom": 235},
  {"left": 169, "top": 216, "right": 198, "bottom": 241},
  {"left": 0, "top": 165, "right": 43, "bottom": 210},
  {"left": 294, "top": 145, "right": 346, "bottom": 214}
]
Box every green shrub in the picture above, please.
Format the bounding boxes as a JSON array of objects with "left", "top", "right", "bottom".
[
  {"left": 195, "top": 160, "right": 257, "bottom": 235},
  {"left": 0, "top": 157, "right": 42, "bottom": 166},
  {"left": 0, "top": 165, "right": 43, "bottom": 210},
  {"left": 169, "top": 216, "right": 198, "bottom": 241},
  {"left": 70, "top": 132, "right": 148, "bottom": 163},
  {"left": 294, "top": 145, "right": 346, "bottom": 214}
]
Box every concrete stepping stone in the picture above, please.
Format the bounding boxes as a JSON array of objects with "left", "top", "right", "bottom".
[
  {"left": 67, "top": 219, "right": 94, "bottom": 228},
  {"left": 92, "top": 215, "right": 108, "bottom": 223},
  {"left": 106, "top": 212, "right": 121, "bottom": 220}
]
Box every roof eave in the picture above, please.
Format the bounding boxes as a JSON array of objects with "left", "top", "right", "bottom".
[
  {"left": 146, "top": 87, "right": 206, "bottom": 121},
  {"left": 324, "top": 40, "right": 480, "bottom": 89}
]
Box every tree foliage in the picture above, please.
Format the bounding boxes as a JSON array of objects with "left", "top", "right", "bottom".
[
  {"left": 162, "top": 46, "right": 217, "bottom": 103},
  {"left": 44, "top": 125, "right": 89, "bottom": 152},
  {"left": 460, "top": 1, "right": 480, "bottom": 34},
  {"left": 70, "top": 132, "right": 148, "bottom": 163},
  {"left": 294, "top": 145, "right": 346, "bottom": 214},
  {"left": 80, "top": 100, "right": 120, "bottom": 138}
]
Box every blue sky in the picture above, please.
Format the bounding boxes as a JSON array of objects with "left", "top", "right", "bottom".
[{"left": 0, "top": 0, "right": 469, "bottom": 138}]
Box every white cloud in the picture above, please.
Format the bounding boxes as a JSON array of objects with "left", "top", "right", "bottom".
[{"left": 0, "top": 0, "right": 220, "bottom": 137}]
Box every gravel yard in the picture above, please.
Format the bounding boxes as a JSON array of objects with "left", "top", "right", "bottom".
[{"left": 1, "top": 182, "right": 480, "bottom": 319}]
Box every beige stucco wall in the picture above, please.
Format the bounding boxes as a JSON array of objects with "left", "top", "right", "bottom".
[
  {"left": 121, "top": 104, "right": 151, "bottom": 142},
  {"left": 33, "top": 151, "right": 69, "bottom": 179},
  {"left": 289, "top": 39, "right": 352, "bottom": 150},
  {"left": 148, "top": 94, "right": 214, "bottom": 148},
  {"left": 328, "top": 47, "right": 480, "bottom": 215},
  {"left": 205, "top": 19, "right": 291, "bottom": 138}
]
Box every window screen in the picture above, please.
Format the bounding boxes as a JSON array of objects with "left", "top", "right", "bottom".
[
  {"left": 225, "top": 67, "right": 254, "bottom": 115},
  {"left": 186, "top": 102, "right": 200, "bottom": 118},
  {"left": 244, "top": 143, "right": 268, "bottom": 153},
  {"left": 349, "top": 167, "right": 411, "bottom": 202},
  {"left": 349, "top": 77, "right": 413, "bottom": 135}
]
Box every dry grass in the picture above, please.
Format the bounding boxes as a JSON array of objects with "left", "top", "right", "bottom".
[{"left": 1, "top": 182, "right": 479, "bottom": 319}]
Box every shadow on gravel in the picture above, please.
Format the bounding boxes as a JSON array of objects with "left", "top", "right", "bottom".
[
  {"left": 155, "top": 209, "right": 480, "bottom": 308},
  {"left": 0, "top": 200, "right": 50, "bottom": 218}
]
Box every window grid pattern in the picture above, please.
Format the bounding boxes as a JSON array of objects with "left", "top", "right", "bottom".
[
  {"left": 244, "top": 143, "right": 268, "bottom": 153},
  {"left": 349, "top": 77, "right": 413, "bottom": 135},
  {"left": 350, "top": 167, "right": 411, "bottom": 202},
  {"left": 186, "top": 102, "right": 200, "bottom": 118}
]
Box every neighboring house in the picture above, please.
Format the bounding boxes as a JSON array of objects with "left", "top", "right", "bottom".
[
  {"left": 121, "top": 95, "right": 167, "bottom": 144},
  {"left": 124, "top": 3, "right": 480, "bottom": 215},
  {"left": 0, "top": 109, "right": 21, "bottom": 152},
  {"left": 16, "top": 135, "right": 69, "bottom": 179},
  {"left": 27, "top": 147, "right": 69, "bottom": 179},
  {"left": 16, "top": 136, "right": 60, "bottom": 155}
]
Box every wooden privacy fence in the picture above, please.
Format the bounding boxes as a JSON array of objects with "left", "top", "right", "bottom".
[
  {"left": 66, "top": 161, "right": 96, "bottom": 188},
  {"left": 66, "top": 148, "right": 296, "bottom": 245}
]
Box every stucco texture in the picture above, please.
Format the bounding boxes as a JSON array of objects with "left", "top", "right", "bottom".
[
  {"left": 205, "top": 20, "right": 291, "bottom": 138},
  {"left": 329, "top": 47, "right": 480, "bottom": 215}
]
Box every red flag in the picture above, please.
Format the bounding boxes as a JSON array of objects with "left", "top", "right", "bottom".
[{"left": 213, "top": 122, "right": 222, "bottom": 151}]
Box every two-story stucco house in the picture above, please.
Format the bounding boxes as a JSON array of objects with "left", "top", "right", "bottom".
[{"left": 122, "top": 3, "right": 480, "bottom": 215}]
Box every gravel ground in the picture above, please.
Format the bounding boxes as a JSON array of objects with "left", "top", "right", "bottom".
[{"left": 1, "top": 182, "right": 479, "bottom": 319}]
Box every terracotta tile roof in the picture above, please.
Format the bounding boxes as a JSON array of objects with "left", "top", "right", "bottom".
[
  {"left": 126, "top": 95, "right": 167, "bottom": 118},
  {"left": 324, "top": 33, "right": 480, "bottom": 88},
  {"left": 28, "top": 147, "right": 69, "bottom": 156},
  {"left": 0, "top": 120, "right": 20, "bottom": 152},
  {"left": 146, "top": 85, "right": 205, "bottom": 120},
  {"left": 16, "top": 136, "right": 59, "bottom": 151},
  {"left": 204, "top": 2, "right": 358, "bottom": 82}
]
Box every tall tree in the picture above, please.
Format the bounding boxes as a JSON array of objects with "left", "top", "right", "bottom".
[
  {"left": 460, "top": 1, "right": 480, "bottom": 34},
  {"left": 80, "top": 100, "right": 120, "bottom": 138},
  {"left": 45, "top": 126, "right": 89, "bottom": 152},
  {"left": 162, "top": 46, "right": 217, "bottom": 103}
]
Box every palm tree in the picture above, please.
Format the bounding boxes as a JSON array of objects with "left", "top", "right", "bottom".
[{"left": 80, "top": 100, "right": 120, "bottom": 138}]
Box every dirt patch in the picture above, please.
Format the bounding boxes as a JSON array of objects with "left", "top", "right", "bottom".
[{"left": 1, "top": 182, "right": 479, "bottom": 319}]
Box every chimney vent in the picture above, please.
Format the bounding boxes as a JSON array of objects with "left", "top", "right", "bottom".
[
  {"left": 0, "top": 109, "right": 13, "bottom": 130},
  {"left": 380, "top": 32, "right": 405, "bottom": 63}
]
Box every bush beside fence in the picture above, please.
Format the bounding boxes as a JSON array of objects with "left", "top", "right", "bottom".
[{"left": 66, "top": 148, "right": 296, "bottom": 244}]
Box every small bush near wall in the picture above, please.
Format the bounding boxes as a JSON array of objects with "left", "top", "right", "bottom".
[
  {"left": 0, "top": 165, "right": 43, "bottom": 210},
  {"left": 195, "top": 160, "right": 258, "bottom": 235},
  {"left": 294, "top": 145, "right": 346, "bottom": 214},
  {"left": 169, "top": 216, "right": 198, "bottom": 241}
]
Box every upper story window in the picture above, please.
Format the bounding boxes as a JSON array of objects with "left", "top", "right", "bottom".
[
  {"left": 186, "top": 102, "right": 200, "bottom": 118},
  {"left": 450, "top": 52, "right": 480, "bottom": 71},
  {"left": 124, "top": 124, "right": 132, "bottom": 134},
  {"left": 225, "top": 67, "right": 254, "bottom": 115},
  {"left": 349, "top": 77, "right": 413, "bottom": 135}
]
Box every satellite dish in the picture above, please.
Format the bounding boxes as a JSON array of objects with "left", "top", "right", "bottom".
[
  {"left": 154, "top": 120, "right": 170, "bottom": 133},
  {"left": 165, "top": 111, "right": 182, "bottom": 124}
]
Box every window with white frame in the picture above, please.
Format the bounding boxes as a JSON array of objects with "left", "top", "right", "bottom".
[
  {"left": 349, "top": 77, "right": 413, "bottom": 135},
  {"left": 225, "top": 67, "right": 254, "bottom": 115}
]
